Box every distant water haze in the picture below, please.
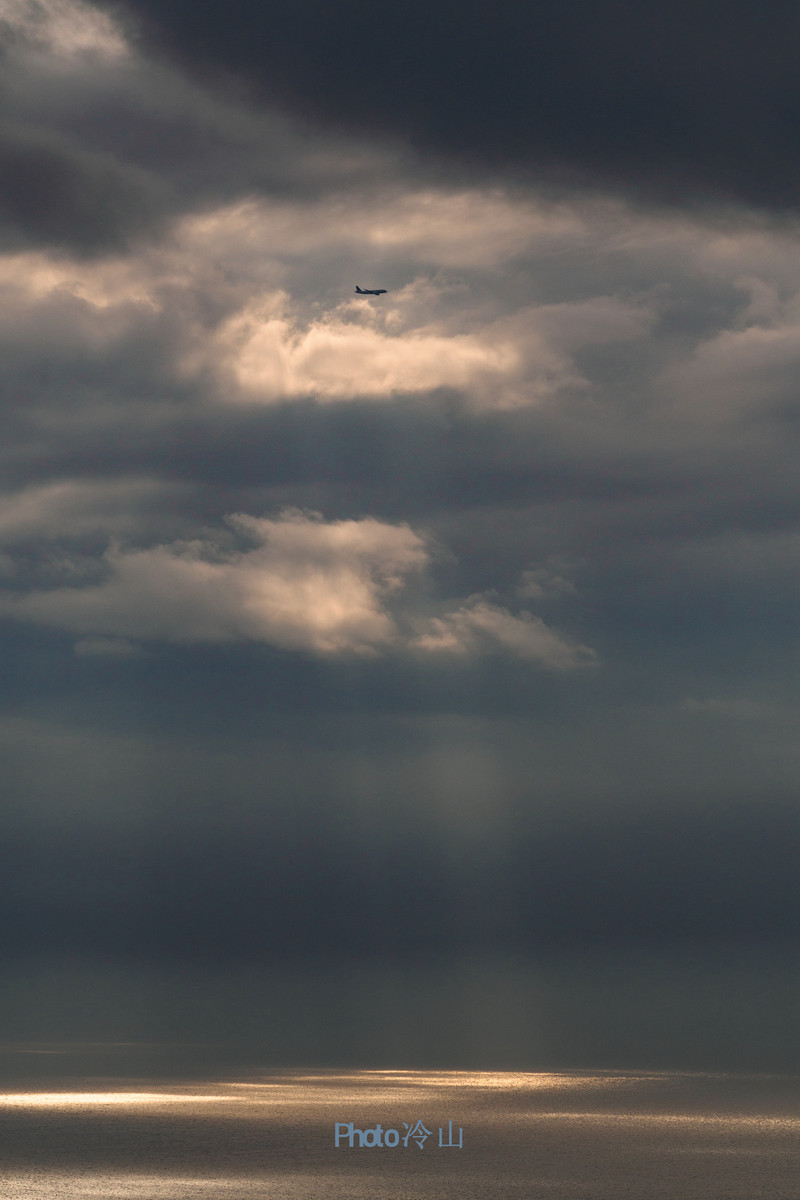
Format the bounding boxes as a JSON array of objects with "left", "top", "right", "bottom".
[
  {"left": 2, "top": 950, "right": 800, "bottom": 1072},
  {"left": 2, "top": 1064, "right": 800, "bottom": 1200}
]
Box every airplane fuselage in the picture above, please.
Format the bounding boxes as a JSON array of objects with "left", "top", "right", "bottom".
[{"left": 355, "top": 286, "right": 387, "bottom": 295}]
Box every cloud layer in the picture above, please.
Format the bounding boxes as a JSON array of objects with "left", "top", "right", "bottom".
[
  {"left": 0, "top": 507, "right": 590, "bottom": 665},
  {"left": 2, "top": 0, "right": 800, "bottom": 1048}
]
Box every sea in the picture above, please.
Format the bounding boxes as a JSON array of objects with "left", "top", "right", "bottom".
[{"left": 2, "top": 1049, "right": 799, "bottom": 1199}]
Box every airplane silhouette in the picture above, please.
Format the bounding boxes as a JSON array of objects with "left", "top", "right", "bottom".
[{"left": 355, "top": 285, "right": 387, "bottom": 295}]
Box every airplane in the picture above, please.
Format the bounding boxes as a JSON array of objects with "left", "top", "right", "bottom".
[{"left": 355, "top": 285, "right": 387, "bottom": 295}]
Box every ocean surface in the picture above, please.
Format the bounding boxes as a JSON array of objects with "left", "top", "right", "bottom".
[{"left": 2, "top": 1052, "right": 799, "bottom": 1199}]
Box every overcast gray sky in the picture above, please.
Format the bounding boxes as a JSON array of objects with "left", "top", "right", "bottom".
[{"left": 2, "top": 0, "right": 800, "bottom": 1070}]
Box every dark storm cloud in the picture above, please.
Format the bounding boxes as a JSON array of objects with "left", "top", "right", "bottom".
[
  {"left": 0, "top": 120, "right": 166, "bottom": 255},
  {"left": 111, "top": 0, "right": 800, "bottom": 211}
]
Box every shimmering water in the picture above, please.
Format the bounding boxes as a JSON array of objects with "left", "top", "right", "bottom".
[{"left": 2, "top": 1063, "right": 799, "bottom": 1199}]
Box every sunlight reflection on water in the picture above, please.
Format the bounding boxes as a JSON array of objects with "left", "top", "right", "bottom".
[{"left": 2, "top": 1068, "right": 800, "bottom": 1199}]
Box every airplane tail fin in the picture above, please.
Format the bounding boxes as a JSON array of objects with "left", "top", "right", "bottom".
[{"left": 355, "top": 285, "right": 364, "bottom": 293}]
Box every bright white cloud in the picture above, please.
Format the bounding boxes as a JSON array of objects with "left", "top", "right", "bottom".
[
  {"left": 0, "top": 0, "right": 128, "bottom": 60},
  {"left": 0, "top": 510, "right": 429, "bottom": 655},
  {"left": 0, "top": 509, "right": 596, "bottom": 665},
  {"left": 0, "top": 252, "right": 161, "bottom": 311},
  {"left": 177, "top": 191, "right": 587, "bottom": 270},
  {"left": 413, "top": 595, "right": 597, "bottom": 669},
  {"left": 0, "top": 479, "right": 180, "bottom": 543},
  {"left": 214, "top": 296, "right": 521, "bottom": 403},
  {"left": 5, "top": 116, "right": 799, "bottom": 441},
  {"left": 209, "top": 290, "right": 652, "bottom": 408},
  {"left": 0, "top": 246, "right": 638, "bottom": 411}
]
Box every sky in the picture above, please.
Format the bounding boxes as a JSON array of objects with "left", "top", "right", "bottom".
[{"left": 1, "top": 0, "right": 800, "bottom": 1071}]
